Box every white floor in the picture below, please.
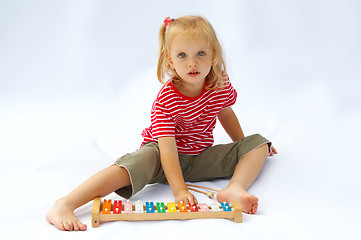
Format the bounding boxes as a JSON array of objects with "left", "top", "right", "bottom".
[{"left": 1, "top": 1, "right": 360, "bottom": 239}]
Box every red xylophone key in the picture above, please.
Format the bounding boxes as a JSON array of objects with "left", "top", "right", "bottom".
[
  {"left": 113, "top": 200, "right": 122, "bottom": 214},
  {"left": 189, "top": 203, "right": 199, "bottom": 212}
]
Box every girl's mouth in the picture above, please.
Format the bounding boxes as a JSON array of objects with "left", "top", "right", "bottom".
[{"left": 187, "top": 71, "right": 200, "bottom": 77}]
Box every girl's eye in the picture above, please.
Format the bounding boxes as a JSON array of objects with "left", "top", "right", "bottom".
[
  {"left": 178, "top": 53, "right": 186, "bottom": 58},
  {"left": 198, "top": 51, "right": 206, "bottom": 56}
]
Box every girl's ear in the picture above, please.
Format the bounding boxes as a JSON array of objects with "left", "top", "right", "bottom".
[{"left": 166, "top": 54, "right": 175, "bottom": 69}]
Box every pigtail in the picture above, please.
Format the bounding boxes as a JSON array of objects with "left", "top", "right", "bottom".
[{"left": 157, "top": 24, "right": 168, "bottom": 84}]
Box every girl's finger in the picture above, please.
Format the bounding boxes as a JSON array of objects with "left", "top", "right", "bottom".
[{"left": 272, "top": 146, "right": 278, "bottom": 154}]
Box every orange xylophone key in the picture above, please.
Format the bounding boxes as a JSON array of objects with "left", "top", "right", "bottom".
[
  {"left": 101, "top": 199, "right": 112, "bottom": 214},
  {"left": 178, "top": 202, "right": 188, "bottom": 212}
]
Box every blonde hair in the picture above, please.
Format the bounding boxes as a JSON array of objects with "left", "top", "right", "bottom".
[{"left": 157, "top": 15, "right": 227, "bottom": 90}]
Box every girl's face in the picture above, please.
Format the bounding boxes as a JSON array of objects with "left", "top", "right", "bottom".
[{"left": 168, "top": 34, "right": 213, "bottom": 87}]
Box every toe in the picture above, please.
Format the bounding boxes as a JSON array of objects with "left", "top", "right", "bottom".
[
  {"left": 63, "top": 221, "right": 70, "bottom": 231},
  {"left": 73, "top": 223, "right": 79, "bottom": 231},
  {"left": 75, "top": 220, "right": 87, "bottom": 231},
  {"left": 55, "top": 221, "right": 66, "bottom": 231},
  {"left": 67, "top": 222, "right": 73, "bottom": 231},
  {"left": 251, "top": 205, "right": 258, "bottom": 214},
  {"left": 79, "top": 223, "right": 87, "bottom": 231},
  {"left": 67, "top": 221, "right": 75, "bottom": 231}
]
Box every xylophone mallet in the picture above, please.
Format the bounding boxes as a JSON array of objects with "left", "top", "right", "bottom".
[{"left": 187, "top": 187, "right": 215, "bottom": 198}]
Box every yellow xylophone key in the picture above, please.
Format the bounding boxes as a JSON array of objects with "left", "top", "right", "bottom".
[{"left": 167, "top": 202, "right": 177, "bottom": 213}]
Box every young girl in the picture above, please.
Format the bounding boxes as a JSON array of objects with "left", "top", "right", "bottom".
[{"left": 46, "top": 15, "right": 277, "bottom": 231}]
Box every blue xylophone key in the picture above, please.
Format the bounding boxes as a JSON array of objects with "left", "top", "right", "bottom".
[
  {"left": 221, "top": 202, "right": 232, "bottom": 211},
  {"left": 146, "top": 202, "right": 155, "bottom": 213}
]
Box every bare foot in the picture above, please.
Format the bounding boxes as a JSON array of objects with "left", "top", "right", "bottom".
[
  {"left": 46, "top": 198, "right": 87, "bottom": 231},
  {"left": 217, "top": 184, "right": 259, "bottom": 214}
]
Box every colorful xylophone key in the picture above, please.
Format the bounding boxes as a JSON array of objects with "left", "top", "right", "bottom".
[
  {"left": 189, "top": 203, "right": 199, "bottom": 212},
  {"left": 210, "top": 202, "right": 221, "bottom": 211},
  {"left": 178, "top": 202, "right": 188, "bottom": 212},
  {"left": 113, "top": 200, "right": 122, "bottom": 214},
  {"left": 124, "top": 200, "right": 132, "bottom": 214},
  {"left": 146, "top": 202, "right": 155, "bottom": 213},
  {"left": 157, "top": 202, "right": 166, "bottom": 213},
  {"left": 101, "top": 199, "right": 112, "bottom": 214},
  {"left": 221, "top": 202, "right": 232, "bottom": 211},
  {"left": 134, "top": 201, "right": 144, "bottom": 213},
  {"left": 199, "top": 203, "right": 210, "bottom": 212},
  {"left": 167, "top": 202, "right": 177, "bottom": 212}
]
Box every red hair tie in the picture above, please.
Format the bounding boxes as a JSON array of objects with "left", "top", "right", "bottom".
[{"left": 164, "top": 17, "right": 174, "bottom": 27}]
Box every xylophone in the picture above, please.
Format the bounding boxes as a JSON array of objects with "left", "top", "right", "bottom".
[{"left": 92, "top": 197, "right": 242, "bottom": 227}]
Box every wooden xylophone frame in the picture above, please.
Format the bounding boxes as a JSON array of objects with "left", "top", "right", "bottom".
[{"left": 92, "top": 197, "right": 242, "bottom": 227}]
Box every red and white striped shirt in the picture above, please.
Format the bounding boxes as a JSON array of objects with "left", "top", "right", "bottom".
[{"left": 141, "top": 74, "right": 237, "bottom": 155}]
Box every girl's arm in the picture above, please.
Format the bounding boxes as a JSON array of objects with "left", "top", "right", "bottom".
[
  {"left": 218, "top": 107, "right": 278, "bottom": 155},
  {"left": 217, "top": 107, "right": 245, "bottom": 142},
  {"left": 157, "top": 136, "right": 197, "bottom": 204}
]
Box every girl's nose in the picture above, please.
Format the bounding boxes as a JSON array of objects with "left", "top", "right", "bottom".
[{"left": 188, "top": 58, "right": 198, "bottom": 68}]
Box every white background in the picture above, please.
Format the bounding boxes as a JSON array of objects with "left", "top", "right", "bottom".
[{"left": 1, "top": 0, "right": 360, "bottom": 239}]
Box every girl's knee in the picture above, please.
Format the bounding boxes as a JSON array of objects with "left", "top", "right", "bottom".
[
  {"left": 259, "top": 143, "right": 270, "bottom": 151},
  {"left": 255, "top": 143, "right": 270, "bottom": 156}
]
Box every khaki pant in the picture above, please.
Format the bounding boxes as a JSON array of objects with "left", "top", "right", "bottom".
[{"left": 114, "top": 134, "right": 271, "bottom": 199}]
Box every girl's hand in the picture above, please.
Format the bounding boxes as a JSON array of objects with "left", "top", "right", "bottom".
[
  {"left": 174, "top": 190, "right": 198, "bottom": 204},
  {"left": 269, "top": 146, "right": 278, "bottom": 156}
]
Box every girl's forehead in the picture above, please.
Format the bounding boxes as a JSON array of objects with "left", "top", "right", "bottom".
[{"left": 170, "top": 33, "right": 211, "bottom": 49}]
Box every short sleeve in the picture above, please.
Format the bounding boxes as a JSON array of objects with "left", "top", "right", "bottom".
[
  {"left": 150, "top": 100, "right": 175, "bottom": 139},
  {"left": 222, "top": 79, "right": 237, "bottom": 109}
]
